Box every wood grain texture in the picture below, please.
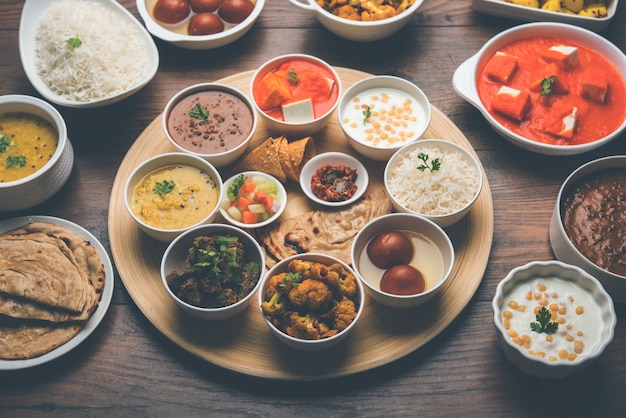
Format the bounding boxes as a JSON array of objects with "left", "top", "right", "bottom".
[{"left": 108, "top": 68, "right": 493, "bottom": 380}]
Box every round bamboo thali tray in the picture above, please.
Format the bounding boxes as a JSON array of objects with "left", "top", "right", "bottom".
[{"left": 108, "top": 68, "right": 494, "bottom": 381}]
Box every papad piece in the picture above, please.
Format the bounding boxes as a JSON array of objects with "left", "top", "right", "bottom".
[
  {"left": 255, "top": 187, "right": 392, "bottom": 267},
  {"left": 288, "top": 136, "right": 316, "bottom": 179},
  {"left": 277, "top": 136, "right": 299, "bottom": 182},
  {"left": 232, "top": 136, "right": 287, "bottom": 183}
]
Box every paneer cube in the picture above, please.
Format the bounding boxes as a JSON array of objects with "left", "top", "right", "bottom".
[
  {"left": 282, "top": 98, "right": 315, "bottom": 123},
  {"left": 529, "top": 63, "right": 568, "bottom": 95},
  {"left": 484, "top": 51, "right": 519, "bottom": 84},
  {"left": 491, "top": 85, "right": 531, "bottom": 121},
  {"left": 581, "top": 67, "right": 609, "bottom": 103},
  {"left": 545, "top": 105, "right": 578, "bottom": 139},
  {"left": 542, "top": 45, "right": 579, "bottom": 68}
]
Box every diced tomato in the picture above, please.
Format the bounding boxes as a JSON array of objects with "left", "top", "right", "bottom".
[
  {"left": 241, "top": 180, "right": 256, "bottom": 194},
  {"left": 260, "top": 194, "right": 273, "bottom": 209},
  {"left": 238, "top": 196, "right": 252, "bottom": 211},
  {"left": 242, "top": 210, "right": 257, "bottom": 224}
]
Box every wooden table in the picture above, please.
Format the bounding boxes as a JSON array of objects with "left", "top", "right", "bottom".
[{"left": 1, "top": 1, "right": 625, "bottom": 415}]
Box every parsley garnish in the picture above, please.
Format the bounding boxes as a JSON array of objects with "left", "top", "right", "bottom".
[
  {"left": 227, "top": 173, "right": 246, "bottom": 202},
  {"left": 66, "top": 36, "right": 82, "bottom": 49},
  {"left": 189, "top": 103, "right": 209, "bottom": 121},
  {"left": 530, "top": 306, "right": 559, "bottom": 335},
  {"left": 6, "top": 155, "right": 26, "bottom": 168},
  {"left": 540, "top": 76, "right": 556, "bottom": 96},
  {"left": 0, "top": 135, "right": 11, "bottom": 152},
  {"left": 362, "top": 105, "right": 372, "bottom": 124},
  {"left": 416, "top": 153, "right": 441, "bottom": 173},
  {"left": 154, "top": 180, "right": 175, "bottom": 196},
  {"left": 287, "top": 68, "right": 299, "bottom": 83}
]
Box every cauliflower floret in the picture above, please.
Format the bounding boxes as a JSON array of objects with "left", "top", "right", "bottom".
[
  {"left": 334, "top": 297, "right": 357, "bottom": 332},
  {"left": 288, "top": 279, "right": 333, "bottom": 312}
]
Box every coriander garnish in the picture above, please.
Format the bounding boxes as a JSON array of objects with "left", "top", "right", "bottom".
[
  {"left": 0, "top": 135, "right": 11, "bottom": 152},
  {"left": 362, "top": 105, "right": 372, "bottom": 124},
  {"left": 154, "top": 180, "right": 175, "bottom": 196},
  {"left": 540, "top": 76, "right": 556, "bottom": 96},
  {"left": 416, "top": 153, "right": 441, "bottom": 173},
  {"left": 6, "top": 155, "right": 26, "bottom": 168},
  {"left": 227, "top": 173, "right": 246, "bottom": 202},
  {"left": 189, "top": 103, "right": 209, "bottom": 121},
  {"left": 287, "top": 68, "right": 299, "bottom": 83},
  {"left": 66, "top": 36, "right": 82, "bottom": 49},
  {"left": 530, "top": 306, "right": 559, "bottom": 335}
]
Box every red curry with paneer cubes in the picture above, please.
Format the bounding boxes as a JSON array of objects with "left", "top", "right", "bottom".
[{"left": 477, "top": 36, "right": 626, "bottom": 146}]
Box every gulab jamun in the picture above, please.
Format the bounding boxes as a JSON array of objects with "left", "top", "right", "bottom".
[
  {"left": 380, "top": 264, "right": 425, "bottom": 295},
  {"left": 367, "top": 231, "right": 414, "bottom": 270}
]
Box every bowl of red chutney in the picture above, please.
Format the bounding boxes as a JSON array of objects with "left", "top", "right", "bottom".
[
  {"left": 453, "top": 22, "right": 626, "bottom": 156},
  {"left": 550, "top": 155, "right": 626, "bottom": 304},
  {"left": 163, "top": 82, "right": 257, "bottom": 168}
]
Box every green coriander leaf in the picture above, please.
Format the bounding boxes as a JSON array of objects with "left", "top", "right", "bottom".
[
  {"left": 530, "top": 306, "right": 559, "bottom": 335},
  {"left": 227, "top": 174, "right": 246, "bottom": 202},
  {"left": 189, "top": 103, "right": 209, "bottom": 121},
  {"left": 153, "top": 180, "right": 175, "bottom": 196},
  {"left": 0, "top": 135, "right": 11, "bottom": 153},
  {"left": 66, "top": 36, "right": 82, "bottom": 49},
  {"left": 6, "top": 155, "right": 26, "bottom": 168},
  {"left": 541, "top": 76, "right": 556, "bottom": 96},
  {"left": 362, "top": 105, "right": 372, "bottom": 125},
  {"left": 287, "top": 68, "right": 299, "bottom": 83},
  {"left": 416, "top": 152, "right": 441, "bottom": 173}
]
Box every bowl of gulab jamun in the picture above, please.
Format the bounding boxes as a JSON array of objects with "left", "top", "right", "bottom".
[
  {"left": 549, "top": 155, "right": 626, "bottom": 304},
  {"left": 351, "top": 213, "right": 455, "bottom": 308},
  {"left": 137, "top": 0, "right": 265, "bottom": 49}
]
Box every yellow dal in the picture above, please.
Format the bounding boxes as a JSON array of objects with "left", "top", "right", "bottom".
[
  {"left": 0, "top": 113, "right": 58, "bottom": 182},
  {"left": 131, "top": 165, "right": 219, "bottom": 230}
]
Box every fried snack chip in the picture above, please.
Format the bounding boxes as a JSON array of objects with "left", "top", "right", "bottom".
[{"left": 288, "top": 136, "right": 316, "bottom": 181}]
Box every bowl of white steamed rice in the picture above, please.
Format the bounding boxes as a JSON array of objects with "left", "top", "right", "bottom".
[
  {"left": 19, "top": 0, "right": 159, "bottom": 108},
  {"left": 384, "top": 139, "right": 483, "bottom": 228}
]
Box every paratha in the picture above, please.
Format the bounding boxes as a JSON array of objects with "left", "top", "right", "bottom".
[
  {"left": 255, "top": 187, "right": 392, "bottom": 267},
  {"left": 0, "top": 221, "right": 105, "bottom": 360}
]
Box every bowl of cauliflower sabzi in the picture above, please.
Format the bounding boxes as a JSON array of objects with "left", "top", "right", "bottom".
[{"left": 259, "top": 253, "right": 364, "bottom": 351}]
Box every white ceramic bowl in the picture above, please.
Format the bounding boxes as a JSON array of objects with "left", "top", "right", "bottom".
[
  {"left": 250, "top": 54, "right": 342, "bottom": 138},
  {"left": 493, "top": 260, "right": 616, "bottom": 379},
  {"left": 219, "top": 171, "right": 287, "bottom": 228},
  {"left": 453, "top": 22, "right": 626, "bottom": 156},
  {"left": 161, "top": 223, "right": 265, "bottom": 320},
  {"left": 472, "top": 0, "right": 619, "bottom": 32},
  {"left": 163, "top": 82, "right": 257, "bottom": 168},
  {"left": 0, "top": 95, "right": 73, "bottom": 211},
  {"left": 351, "top": 213, "right": 454, "bottom": 309},
  {"left": 550, "top": 155, "right": 626, "bottom": 304},
  {"left": 258, "top": 253, "right": 365, "bottom": 351},
  {"left": 124, "top": 152, "right": 223, "bottom": 242},
  {"left": 137, "top": 0, "right": 265, "bottom": 50},
  {"left": 19, "top": 0, "right": 159, "bottom": 108},
  {"left": 384, "top": 139, "right": 483, "bottom": 228},
  {"left": 299, "top": 152, "right": 369, "bottom": 207},
  {"left": 287, "top": 0, "right": 424, "bottom": 42},
  {"left": 338, "top": 75, "right": 431, "bottom": 161}
]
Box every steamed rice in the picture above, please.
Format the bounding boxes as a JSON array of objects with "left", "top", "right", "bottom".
[
  {"left": 35, "top": 0, "right": 148, "bottom": 102},
  {"left": 386, "top": 144, "right": 480, "bottom": 216}
]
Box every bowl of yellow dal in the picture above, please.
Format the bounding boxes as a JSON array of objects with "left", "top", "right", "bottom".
[
  {"left": 0, "top": 94, "right": 73, "bottom": 211},
  {"left": 124, "top": 152, "right": 223, "bottom": 242}
]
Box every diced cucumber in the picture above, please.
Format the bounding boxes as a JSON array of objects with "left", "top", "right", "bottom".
[
  {"left": 248, "top": 203, "right": 266, "bottom": 214},
  {"left": 227, "top": 206, "right": 243, "bottom": 221}
]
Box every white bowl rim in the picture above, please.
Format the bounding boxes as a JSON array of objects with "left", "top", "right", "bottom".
[
  {"left": 492, "top": 260, "right": 617, "bottom": 367},
  {"left": 338, "top": 74, "right": 432, "bottom": 152},
  {"left": 453, "top": 21, "right": 626, "bottom": 155},
  {"left": 299, "top": 151, "right": 369, "bottom": 207},
  {"left": 0, "top": 94, "right": 67, "bottom": 187},
  {"left": 19, "top": 0, "right": 159, "bottom": 108},
  {"left": 258, "top": 252, "right": 365, "bottom": 346},
  {"left": 250, "top": 53, "right": 342, "bottom": 126},
  {"left": 162, "top": 82, "right": 258, "bottom": 158},
  {"left": 384, "top": 138, "right": 483, "bottom": 220},
  {"left": 161, "top": 223, "right": 265, "bottom": 313},
  {"left": 219, "top": 170, "right": 287, "bottom": 228},
  {"left": 123, "top": 152, "right": 223, "bottom": 235},
  {"left": 553, "top": 155, "right": 626, "bottom": 281},
  {"left": 288, "top": 0, "right": 425, "bottom": 27},
  {"left": 352, "top": 212, "right": 455, "bottom": 300},
  {"left": 136, "top": 0, "right": 265, "bottom": 44}
]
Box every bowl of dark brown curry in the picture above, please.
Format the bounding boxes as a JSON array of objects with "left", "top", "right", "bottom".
[{"left": 550, "top": 155, "right": 626, "bottom": 304}]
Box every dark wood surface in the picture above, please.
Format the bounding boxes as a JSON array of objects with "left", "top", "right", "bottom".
[{"left": 1, "top": 0, "right": 625, "bottom": 416}]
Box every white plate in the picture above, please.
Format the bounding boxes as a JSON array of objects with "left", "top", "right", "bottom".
[
  {"left": 0, "top": 216, "right": 114, "bottom": 370},
  {"left": 19, "top": 0, "right": 159, "bottom": 108},
  {"left": 471, "top": 0, "right": 618, "bottom": 32}
]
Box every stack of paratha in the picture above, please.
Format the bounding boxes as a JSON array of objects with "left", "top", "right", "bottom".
[{"left": 0, "top": 221, "right": 105, "bottom": 360}]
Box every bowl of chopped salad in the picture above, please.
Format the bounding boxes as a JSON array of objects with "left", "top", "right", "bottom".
[{"left": 220, "top": 171, "right": 287, "bottom": 228}]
